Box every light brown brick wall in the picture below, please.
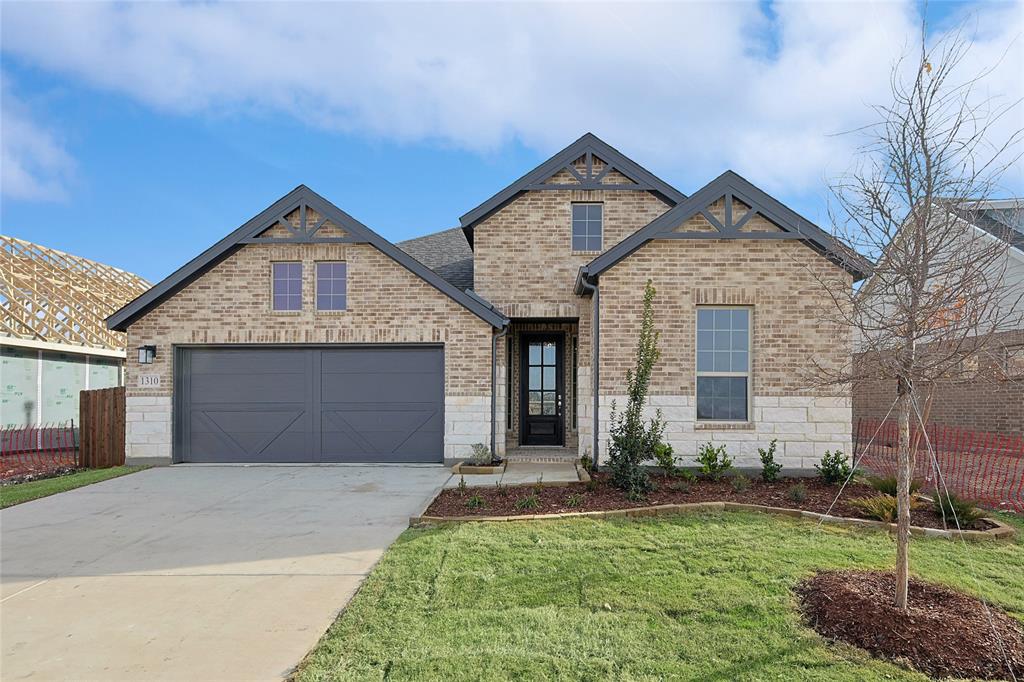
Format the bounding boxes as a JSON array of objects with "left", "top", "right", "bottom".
[
  {"left": 473, "top": 188, "right": 671, "bottom": 316},
  {"left": 124, "top": 241, "right": 494, "bottom": 400},
  {"left": 853, "top": 329, "right": 1024, "bottom": 436},
  {"left": 597, "top": 233, "right": 853, "bottom": 397}
]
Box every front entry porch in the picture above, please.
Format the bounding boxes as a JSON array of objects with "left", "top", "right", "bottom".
[{"left": 504, "top": 446, "right": 578, "bottom": 463}]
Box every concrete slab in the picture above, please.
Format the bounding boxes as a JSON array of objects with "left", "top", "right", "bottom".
[
  {"left": 1, "top": 465, "right": 451, "bottom": 681},
  {"left": 445, "top": 461, "right": 580, "bottom": 488}
]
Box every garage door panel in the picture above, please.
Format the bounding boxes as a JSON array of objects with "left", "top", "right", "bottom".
[{"left": 179, "top": 347, "right": 443, "bottom": 463}]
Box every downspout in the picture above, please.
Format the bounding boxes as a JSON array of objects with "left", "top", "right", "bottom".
[
  {"left": 491, "top": 323, "right": 509, "bottom": 460},
  {"left": 578, "top": 276, "right": 600, "bottom": 472}
]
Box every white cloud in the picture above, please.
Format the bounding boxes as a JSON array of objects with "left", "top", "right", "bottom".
[
  {"left": 0, "top": 1, "right": 1020, "bottom": 196},
  {"left": 1, "top": 75, "right": 75, "bottom": 201}
]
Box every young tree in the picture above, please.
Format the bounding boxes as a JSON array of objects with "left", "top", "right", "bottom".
[{"left": 814, "top": 24, "right": 1022, "bottom": 612}]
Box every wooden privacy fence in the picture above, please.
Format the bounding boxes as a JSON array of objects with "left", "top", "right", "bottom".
[{"left": 80, "top": 386, "right": 126, "bottom": 468}]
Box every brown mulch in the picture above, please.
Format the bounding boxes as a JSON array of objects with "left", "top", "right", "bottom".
[
  {"left": 1, "top": 454, "right": 78, "bottom": 484},
  {"left": 426, "top": 474, "right": 994, "bottom": 531},
  {"left": 796, "top": 570, "right": 1024, "bottom": 679}
]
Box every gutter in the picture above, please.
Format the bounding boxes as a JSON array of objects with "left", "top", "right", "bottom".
[
  {"left": 577, "top": 272, "right": 600, "bottom": 472},
  {"left": 491, "top": 322, "right": 510, "bottom": 460}
]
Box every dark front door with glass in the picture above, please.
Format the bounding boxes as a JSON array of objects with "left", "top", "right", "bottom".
[{"left": 520, "top": 335, "right": 564, "bottom": 446}]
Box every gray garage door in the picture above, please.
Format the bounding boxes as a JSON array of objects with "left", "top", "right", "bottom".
[{"left": 177, "top": 346, "right": 443, "bottom": 463}]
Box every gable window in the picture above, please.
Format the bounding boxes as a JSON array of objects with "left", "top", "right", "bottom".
[
  {"left": 316, "top": 262, "right": 347, "bottom": 311},
  {"left": 696, "top": 307, "right": 750, "bottom": 421},
  {"left": 571, "top": 203, "right": 603, "bottom": 252},
  {"left": 272, "top": 262, "right": 302, "bottom": 311}
]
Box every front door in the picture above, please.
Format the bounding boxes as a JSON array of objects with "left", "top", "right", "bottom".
[{"left": 520, "top": 334, "right": 564, "bottom": 446}]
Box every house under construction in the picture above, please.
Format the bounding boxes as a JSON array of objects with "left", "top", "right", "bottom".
[{"left": 1, "top": 235, "right": 151, "bottom": 426}]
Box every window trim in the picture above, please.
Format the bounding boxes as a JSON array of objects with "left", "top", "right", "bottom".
[
  {"left": 271, "top": 261, "right": 303, "bottom": 313},
  {"left": 571, "top": 202, "right": 603, "bottom": 253},
  {"left": 315, "top": 260, "right": 348, "bottom": 312},
  {"left": 694, "top": 305, "right": 752, "bottom": 423}
]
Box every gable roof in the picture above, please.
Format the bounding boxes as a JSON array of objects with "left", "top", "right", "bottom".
[
  {"left": 458, "top": 133, "right": 687, "bottom": 243},
  {"left": 397, "top": 227, "right": 474, "bottom": 290},
  {"left": 578, "top": 170, "right": 872, "bottom": 290},
  {"left": 953, "top": 199, "right": 1024, "bottom": 252},
  {"left": 106, "top": 186, "right": 508, "bottom": 331}
]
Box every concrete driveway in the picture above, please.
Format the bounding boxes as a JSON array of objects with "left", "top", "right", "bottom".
[{"left": 1, "top": 465, "right": 451, "bottom": 681}]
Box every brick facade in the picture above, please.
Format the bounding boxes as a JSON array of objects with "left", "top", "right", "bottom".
[
  {"left": 853, "top": 329, "right": 1024, "bottom": 437},
  {"left": 124, "top": 240, "right": 493, "bottom": 463}
]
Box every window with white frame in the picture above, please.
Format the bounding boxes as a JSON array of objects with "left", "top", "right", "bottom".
[{"left": 696, "top": 307, "right": 750, "bottom": 421}]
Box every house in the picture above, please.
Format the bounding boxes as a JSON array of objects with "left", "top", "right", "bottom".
[
  {"left": 107, "top": 134, "right": 870, "bottom": 468},
  {"left": 853, "top": 199, "right": 1024, "bottom": 437},
  {"left": 1, "top": 235, "right": 150, "bottom": 427}
]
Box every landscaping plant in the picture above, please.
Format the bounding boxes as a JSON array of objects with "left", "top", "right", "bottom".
[
  {"left": 787, "top": 483, "right": 808, "bottom": 503},
  {"left": 758, "top": 439, "right": 782, "bottom": 482},
  {"left": 514, "top": 494, "right": 539, "bottom": 511},
  {"left": 606, "top": 279, "right": 665, "bottom": 499},
  {"left": 468, "top": 443, "right": 493, "bottom": 466},
  {"left": 653, "top": 442, "right": 678, "bottom": 477},
  {"left": 730, "top": 474, "right": 751, "bottom": 493},
  {"left": 815, "top": 450, "right": 851, "bottom": 485},
  {"left": 466, "top": 494, "right": 487, "bottom": 510},
  {"left": 850, "top": 494, "right": 901, "bottom": 523},
  {"left": 933, "top": 491, "right": 985, "bottom": 527},
  {"left": 565, "top": 493, "right": 585, "bottom": 508},
  {"left": 457, "top": 476, "right": 468, "bottom": 495},
  {"left": 670, "top": 480, "right": 691, "bottom": 494},
  {"left": 865, "top": 475, "right": 921, "bottom": 497},
  {"left": 696, "top": 442, "right": 732, "bottom": 481}
]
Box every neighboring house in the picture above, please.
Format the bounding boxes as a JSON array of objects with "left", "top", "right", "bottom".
[
  {"left": 853, "top": 200, "right": 1024, "bottom": 437},
  {"left": 1, "top": 236, "right": 151, "bottom": 426},
  {"left": 107, "top": 133, "right": 870, "bottom": 468}
]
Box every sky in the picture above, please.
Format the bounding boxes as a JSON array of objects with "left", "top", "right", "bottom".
[{"left": 1, "top": 0, "right": 1022, "bottom": 284}]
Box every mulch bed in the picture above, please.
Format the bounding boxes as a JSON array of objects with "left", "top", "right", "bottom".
[
  {"left": 426, "top": 474, "right": 994, "bottom": 531},
  {"left": 1, "top": 455, "right": 78, "bottom": 484},
  {"left": 796, "top": 570, "right": 1024, "bottom": 679}
]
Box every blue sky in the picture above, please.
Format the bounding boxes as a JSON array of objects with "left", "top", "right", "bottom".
[{"left": 2, "top": 0, "right": 1021, "bottom": 283}]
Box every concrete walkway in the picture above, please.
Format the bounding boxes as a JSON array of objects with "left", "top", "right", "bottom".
[
  {"left": 0, "top": 465, "right": 450, "bottom": 681},
  {"left": 444, "top": 461, "right": 581, "bottom": 488}
]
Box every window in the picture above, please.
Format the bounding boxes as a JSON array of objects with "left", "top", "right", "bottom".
[
  {"left": 696, "top": 308, "right": 750, "bottom": 421},
  {"left": 316, "top": 262, "right": 347, "bottom": 311},
  {"left": 571, "top": 203, "right": 603, "bottom": 251},
  {"left": 272, "top": 262, "right": 302, "bottom": 311}
]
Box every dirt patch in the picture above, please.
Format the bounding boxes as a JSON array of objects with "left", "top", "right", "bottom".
[
  {"left": 425, "top": 474, "right": 994, "bottom": 531},
  {"left": 796, "top": 570, "right": 1024, "bottom": 679}
]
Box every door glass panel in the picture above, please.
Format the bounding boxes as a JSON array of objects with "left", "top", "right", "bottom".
[
  {"left": 543, "top": 342, "right": 555, "bottom": 364},
  {"left": 543, "top": 366, "right": 555, "bottom": 389},
  {"left": 528, "top": 391, "right": 542, "bottom": 415},
  {"left": 529, "top": 367, "right": 541, "bottom": 390},
  {"left": 529, "top": 344, "right": 541, "bottom": 364},
  {"left": 542, "top": 393, "right": 556, "bottom": 415}
]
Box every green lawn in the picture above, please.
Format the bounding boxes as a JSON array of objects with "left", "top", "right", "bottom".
[
  {"left": 0, "top": 466, "right": 147, "bottom": 508},
  {"left": 296, "top": 511, "right": 1024, "bottom": 681}
]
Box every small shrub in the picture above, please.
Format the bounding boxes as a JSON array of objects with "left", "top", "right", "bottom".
[
  {"left": 654, "top": 442, "right": 678, "bottom": 477},
  {"left": 565, "top": 493, "right": 585, "bottom": 508},
  {"left": 677, "top": 469, "right": 697, "bottom": 483},
  {"left": 670, "top": 479, "right": 691, "bottom": 494},
  {"left": 730, "top": 473, "right": 751, "bottom": 493},
  {"left": 515, "top": 494, "right": 540, "bottom": 511},
  {"left": 933, "top": 491, "right": 985, "bottom": 526},
  {"left": 580, "top": 454, "right": 593, "bottom": 471},
  {"left": 758, "top": 439, "right": 782, "bottom": 482},
  {"left": 787, "top": 482, "right": 808, "bottom": 503},
  {"left": 815, "top": 450, "right": 851, "bottom": 485},
  {"left": 626, "top": 488, "right": 647, "bottom": 503},
  {"left": 533, "top": 474, "right": 544, "bottom": 495},
  {"left": 697, "top": 442, "right": 732, "bottom": 480},
  {"left": 850, "top": 494, "right": 899, "bottom": 522},
  {"left": 494, "top": 481, "right": 508, "bottom": 497},
  {"left": 457, "top": 476, "right": 468, "bottom": 495},
  {"left": 865, "top": 475, "right": 922, "bottom": 497},
  {"left": 585, "top": 478, "right": 599, "bottom": 492},
  {"left": 468, "top": 443, "right": 492, "bottom": 466},
  {"left": 466, "top": 494, "right": 487, "bottom": 510}
]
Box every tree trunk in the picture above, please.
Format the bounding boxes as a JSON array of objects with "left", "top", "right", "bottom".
[{"left": 895, "top": 376, "right": 912, "bottom": 613}]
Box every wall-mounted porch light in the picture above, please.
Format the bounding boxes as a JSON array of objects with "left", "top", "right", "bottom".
[{"left": 137, "top": 345, "right": 157, "bottom": 364}]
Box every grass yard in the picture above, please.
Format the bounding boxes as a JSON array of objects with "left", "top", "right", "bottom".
[
  {"left": 0, "top": 466, "right": 147, "bottom": 508},
  {"left": 296, "top": 511, "right": 1024, "bottom": 681}
]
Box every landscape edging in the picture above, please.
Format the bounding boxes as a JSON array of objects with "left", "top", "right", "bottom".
[{"left": 409, "top": 499, "right": 1016, "bottom": 541}]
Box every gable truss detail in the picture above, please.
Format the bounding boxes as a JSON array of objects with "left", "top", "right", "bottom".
[
  {"left": 241, "top": 200, "right": 366, "bottom": 244},
  {"left": 526, "top": 150, "right": 652, "bottom": 192},
  {"left": 657, "top": 188, "right": 802, "bottom": 241}
]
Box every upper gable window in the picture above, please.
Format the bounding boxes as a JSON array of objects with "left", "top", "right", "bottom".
[
  {"left": 316, "top": 262, "right": 347, "bottom": 311},
  {"left": 571, "top": 203, "right": 603, "bottom": 252},
  {"left": 272, "top": 262, "right": 302, "bottom": 311}
]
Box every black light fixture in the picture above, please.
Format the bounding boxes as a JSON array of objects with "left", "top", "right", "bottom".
[{"left": 137, "top": 345, "right": 157, "bottom": 364}]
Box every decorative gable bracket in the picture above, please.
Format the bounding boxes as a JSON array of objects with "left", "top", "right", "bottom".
[
  {"left": 525, "top": 149, "right": 654, "bottom": 192},
  {"left": 655, "top": 187, "right": 804, "bottom": 240},
  {"left": 241, "top": 200, "right": 367, "bottom": 244}
]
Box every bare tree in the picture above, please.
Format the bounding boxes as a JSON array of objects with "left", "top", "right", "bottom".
[{"left": 814, "top": 22, "right": 1022, "bottom": 612}]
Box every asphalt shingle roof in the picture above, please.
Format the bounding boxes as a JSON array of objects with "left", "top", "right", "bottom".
[{"left": 397, "top": 227, "right": 474, "bottom": 290}]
